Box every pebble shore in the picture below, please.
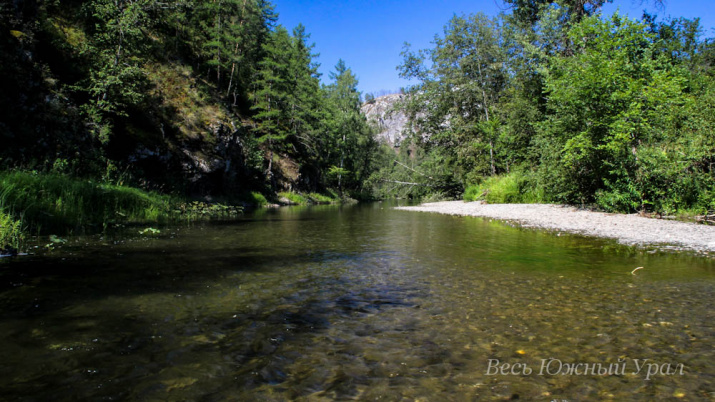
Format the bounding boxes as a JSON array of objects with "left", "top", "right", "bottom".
[{"left": 396, "top": 201, "right": 715, "bottom": 253}]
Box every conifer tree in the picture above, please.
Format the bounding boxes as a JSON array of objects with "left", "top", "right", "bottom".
[{"left": 323, "top": 60, "right": 377, "bottom": 193}]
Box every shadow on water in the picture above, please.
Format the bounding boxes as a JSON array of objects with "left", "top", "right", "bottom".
[
  {"left": 0, "top": 203, "right": 394, "bottom": 317},
  {"left": 0, "top": 202, "right": 713, "bottom": 400},
  {"left": 0, "top": 204, "right": 429, "bottom": 400},
  {"left": 0, "top": 245, "right": 331, "bottom": 317}
]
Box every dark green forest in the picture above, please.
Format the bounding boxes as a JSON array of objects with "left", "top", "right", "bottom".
[
  {"left": 1, "top": 0, "right": 714, "bottom": 250},
  {"left": 0, "top": 0, "right": 378, "bottom": 248},
  {"left": 1, "top": 0, "right": 377, "bottom": 190}
]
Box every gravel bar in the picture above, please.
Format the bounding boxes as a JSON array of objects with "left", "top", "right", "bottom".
[{"left": 396, "top": 201, "right": 715, "bottom": 253}]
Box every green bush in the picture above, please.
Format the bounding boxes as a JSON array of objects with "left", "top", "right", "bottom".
[
  {"left": 464, "top": 171, "right": 545, "bottom": 204},
  {"left": 463, "top": 185, "right": 482, "bottom": 202}
]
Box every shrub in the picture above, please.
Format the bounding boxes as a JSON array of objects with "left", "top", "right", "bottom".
[
  {"left": 463, "top": 184, "right": 482, "bottom": 202},
  {"left": 464, "top": 171, "right": 545, "bottom": 204}
]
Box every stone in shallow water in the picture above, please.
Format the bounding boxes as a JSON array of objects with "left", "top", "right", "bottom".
[{"left": 162, "top": 377, "right": 198, "bottom": 392}]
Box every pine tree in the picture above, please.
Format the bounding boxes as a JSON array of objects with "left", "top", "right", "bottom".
[
  {"left": 323, "top": 60, "right": 377, "bottom": 193},
  {"left": 250, "top": 26, "right": 293, "bottom": 184},
  {"left": 285, "top": 24, "right": 324, "bottom": 161}
]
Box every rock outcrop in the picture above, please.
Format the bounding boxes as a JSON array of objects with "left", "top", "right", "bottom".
[{"left": 361, "top": 94, "right": 409, "bottom": 146}]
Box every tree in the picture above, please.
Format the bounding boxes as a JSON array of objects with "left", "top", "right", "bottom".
[
  {"left": 537, "top": 13, "right": 689, "bottom": 210},
  {"left": 184, "top": 0, "right": 276, "bottom": 108},
  {"left": 250, "top": 26, "right": 293, "bottom": 183},
  {"left": 503, "top": 0, "right": 612, "bottom": 27},
  {"left": 250, "top": 24, "right": 329, "bottom": 188},
  {"left": 81, "top": 0, "right": 152, "bottom": 143},
  {"left": 323, "top": 59, "right": 377, "bottom": 194},
  {"left": 398, "top": 13, "right": 507, "bottom": 184},
  {"left": 284, "top": 24, "right": 324, "bottom": 161}
]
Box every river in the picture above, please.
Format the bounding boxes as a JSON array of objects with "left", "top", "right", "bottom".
[{"left": 0, "top": 202, "right": 712, "bottom": 400}]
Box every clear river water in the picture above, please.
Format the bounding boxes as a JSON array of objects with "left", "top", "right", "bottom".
[{"left": 0, "top": 202, "right": 712, "bottom": 401}]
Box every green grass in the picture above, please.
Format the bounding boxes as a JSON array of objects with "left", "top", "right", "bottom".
[
  {"left": 1, "top": 184, "right": 24, "bottom": 250},
  {"left": 0, "top": 171, "right": 244, "bottom": 250},
  {"left": 0, "top": 209, "right": 23, "bottom": 250},
  {"left": 464, "top": 171, "right": 545, "bottom": 204},
  {"left": 0, "top": 171, "right": 176, "bottom": 234},
  {"left": 233, "top": 191, "right": 268, "bottom": 207},
  {"left": 278, "top": 191, "right": 340, "bottom": 205},
  {"left": 278, "top": 192, "right": 309, "bottom": 205},
  {"left": 249, "top": 191, "right": 269, "bottom": 207},
  {"left": 306, "top": 192, "right": 338, "bottom": 204}
]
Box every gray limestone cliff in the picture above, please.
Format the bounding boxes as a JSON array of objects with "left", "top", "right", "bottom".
[{"left": 361, "top": 94, "right": 409, "bottom": 146}]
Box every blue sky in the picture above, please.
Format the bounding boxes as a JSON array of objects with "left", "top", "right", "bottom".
[{"left": 271, "top": 0, "right": 715, "bottom": 95}]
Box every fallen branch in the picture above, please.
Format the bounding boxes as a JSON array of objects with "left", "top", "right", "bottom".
[
  {"left": 695, "top": 214, "right": 715, "bottom": 225},
  {"left": 394, "top": 160, "right": 433, "bottom": 180},
  {"left": 379, "top": 179, "right": 435, "bottom": 187}
]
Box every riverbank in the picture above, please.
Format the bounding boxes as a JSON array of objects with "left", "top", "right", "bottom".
[
  {"left": 396, "top": 201, "right": 715, "bottom": 254},
  {"left": 0, "top": 171, "right": 354, "bottom": 254},
  {"left": 0, "top": 172, "right": 247, "bottom": 253}
]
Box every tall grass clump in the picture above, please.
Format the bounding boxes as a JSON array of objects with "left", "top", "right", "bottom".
[
  {"left": 463, "top": 171, "right": 545, "bottom": 204},
  {"left": 1, "top": 184, "right": 24, "bottom": 250},
  {"left": 0, "top": 210, "right": 23, "bottom": 250},
  {"left": 249, "top": 191, "right": 268, "bottom": 207},
  {"left": 0, "top": 195, "right": 24, "bottom": 251},
  {"left": 278, "top": 191, "right": 340, "bottom": 205},
  {"left": 278, "top": 191, "right": 309, "bottom": 205},
  {"left": 0, "top": 171, "right": 176, "bottom": 234},
  {"left": 307, "top": 192, "right": 339, "bottom": 204}
]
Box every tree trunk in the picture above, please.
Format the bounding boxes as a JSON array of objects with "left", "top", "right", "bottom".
[
  {"left": 215, "top": 0, "right": 222, "bottom": 88},
  {"left": 477, "top": 60, "right": 496, "bottom": 176},
  {"left": 338, "top": 133, "right": 345, "bottom": 194}
]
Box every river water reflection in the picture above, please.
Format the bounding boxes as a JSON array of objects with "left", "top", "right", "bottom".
[{"left": 0, "top": 202, "right": 712, "bottom": 400}]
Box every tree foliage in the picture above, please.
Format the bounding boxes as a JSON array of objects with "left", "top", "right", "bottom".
[
  {"left": 398, "top": 13, "right": 507, "bottom": 184},
  {"left": 0, "top": 0, "right": 381, "bottom": 197},
  {"left": 395, "top": 7, "right": 714, "bottom": 213},
  {"left": 322, "top": 60, "right": 378, "bottom": 194}
]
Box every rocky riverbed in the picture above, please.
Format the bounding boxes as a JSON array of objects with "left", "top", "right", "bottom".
[{"left": 397, "top": 201, "right": 715, "bottom": 254}]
